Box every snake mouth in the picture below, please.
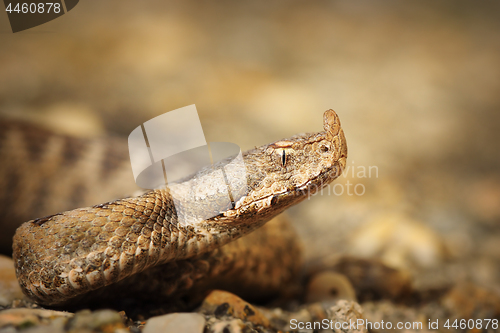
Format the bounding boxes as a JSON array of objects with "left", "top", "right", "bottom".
[
  {"left": 222, "top": 162, "right": 342, "bottom": 219},
  {"left": 293, "top": 163, "right": 341, "bottom": 193}
]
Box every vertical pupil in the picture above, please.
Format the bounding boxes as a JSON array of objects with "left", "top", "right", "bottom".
[{"left": 282, "top": 150, "right": 286, "bottom": 166}]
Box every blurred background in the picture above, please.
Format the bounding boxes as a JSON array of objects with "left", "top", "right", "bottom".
[{"left": 0, "top": 0, "right": 499, "bottom": 295}]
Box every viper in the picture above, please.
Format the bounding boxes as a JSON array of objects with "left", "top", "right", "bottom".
[{"left": 9, "top": 110, "right": 347, "bottom": 308}]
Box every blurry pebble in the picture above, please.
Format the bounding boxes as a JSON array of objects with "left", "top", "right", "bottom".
[
  {"left": 143, "top": 313, "right": 205, "bottom": 333},
  {"left": 327, "top": 300, "right": 366, "bottom": 333},
  {"left": 441, "top": 283, "right": 500, "bottom": 319},
  {"left": 0, "top": 308, "right": 71, "bottom": 331},
  {"left": 66, "top": 309, "right": 127, "bottom": 332},
  {"left": 205, "top": 317, "right": 257, "bottom": 333},
  {"left": 0, "top": 309, "right": 39, "bottom": 329},
  {"left": 258, "top": 307, "right": 313, "bottom": 332},
  {"left": 306, "top": 271, "right": 357, "bottom": 303},
  {"left": 350, "top": 213, "right": 446, "bottom": 268},
  {"left": 198, "top": 290, "right": 270, "bottom": 328}
]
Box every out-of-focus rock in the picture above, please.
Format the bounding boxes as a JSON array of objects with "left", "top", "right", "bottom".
[
  {"left": 306, "top": 271, "right": 357, "bottom": 304},
  {"left": 143, "top": 313, "right": 205, "bottom": 333},
  {"left": 258, "top": 306, "right": 314, "bottom": 332},
  {"left": 198, "top": 290, "right": 271, "bottom": 328},
  {"left": 0, "top": 308, "right": 71, "bottom": 331},
  {"left": 441, "top": 283, "right": 500, "bottom": 319},
  {"left": 65, "top": 309, "right": 127, "bottom": 333},
  {"left": 204, "top": 317, "right": 276, "bottom": 333},
  {"left": 327, "top": 300, "right": 366, "bottom": 333},
  {"left": 350, "top": 213, "right": 447, "bottom": 269}
]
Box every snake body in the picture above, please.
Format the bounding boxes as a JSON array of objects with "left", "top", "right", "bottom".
[
  {"left": 11, "top": 110, "right": 347, "bottom": 307},
  {"left": 0, "top": 120, "right": 138, "bottom": 255}
]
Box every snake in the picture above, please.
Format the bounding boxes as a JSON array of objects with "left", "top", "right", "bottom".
[{"left": 10, "top": 110, "right": 347, "bottom": 308}]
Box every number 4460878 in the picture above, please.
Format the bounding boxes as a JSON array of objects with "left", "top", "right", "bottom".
[
  {"left": 444, "top": 319, "right": 498, "bottom": 330},
  {"left": 5, "top": 2, "right": 62, "bottom": 14}
]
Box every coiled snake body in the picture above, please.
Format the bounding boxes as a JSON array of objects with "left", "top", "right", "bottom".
[{"left": 11, "top": 110, "right": 347, "bottom": 307}]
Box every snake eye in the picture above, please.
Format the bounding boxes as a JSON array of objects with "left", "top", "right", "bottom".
[{"left": 281, "top": 149, "right": 286, "bottom": 167}]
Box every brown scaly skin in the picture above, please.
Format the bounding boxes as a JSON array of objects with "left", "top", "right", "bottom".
[
  {"left": 67, "top": 214, "right": 303, "bottom": 314},
  {"left": 12, "top": 110, "right": 347, "bottom": 306},
  {"left": 0, "top": 120, "right": 138, "bottom": 255}
]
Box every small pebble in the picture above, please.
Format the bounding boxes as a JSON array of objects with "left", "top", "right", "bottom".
[
  {"left": 68, "top": 309, "right": 127, "bottom": 332},
  {"left": 327, "top": 300, "right": 366, "bottom": 333},
  {"left": 198, "top": 290, "right": 271, "bottom": 328},
  {"left": 143, "top": 313, "right": 205, "bottom": 333},
  {"left": 306, "top": 271, "right": 357, "bottom": 304}
]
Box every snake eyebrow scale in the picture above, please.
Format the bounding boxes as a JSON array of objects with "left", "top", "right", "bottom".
[{"left": 12, "top": 109, "right": 347, "bottom": 307}]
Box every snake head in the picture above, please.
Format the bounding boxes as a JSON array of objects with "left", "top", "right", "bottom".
[{"left": 223, "top": 109, "right": 347, "bottom": 221}]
